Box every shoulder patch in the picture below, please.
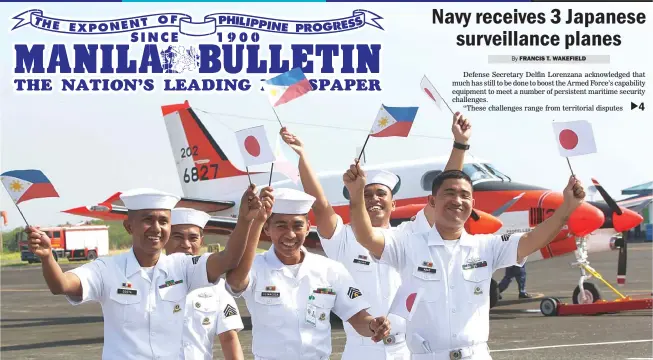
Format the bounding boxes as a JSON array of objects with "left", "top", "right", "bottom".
[
  {"left": 192, "top": 255, "right": 201, "bottom": 265},
  {"left": 501, "top": 234, "right": 510, "bottom": 242},
  {"left": 347, "top": 287, "right": 362, "bottom": 299},
  {"left": 223, "top": 304, "right": 238, "bottom": 317}
]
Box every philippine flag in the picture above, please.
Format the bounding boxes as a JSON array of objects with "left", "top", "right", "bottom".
[
  {"left": 263, "top": 68, "right": 312, "bottom": 107},
  {"left": 369, "top": 105, "right": 419, "bottom": 138},
  {"left": 1, "top": 170, "right": 59, "bottom": 204}
]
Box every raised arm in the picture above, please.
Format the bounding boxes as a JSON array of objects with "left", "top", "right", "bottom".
[
  {"left": 444, "top": 111, "right": 472, "bottom": 172},
  {"left": 226, "top": 186, "right": 273, "bottom": 293},
  {"left": 517, "top": 176, "right": 586, "bottom": 261},
  {"left": 206, "top": 184, "right": 260, "bottom": 283},
  {"left": 280, "top": 127, "right": 338, "bottom": 238},
  {"left": 343, "top": 162, "right": 385, "bottom": 258},
  {"left": 27, "top": 227, "right": 83, "bottom": 297}
]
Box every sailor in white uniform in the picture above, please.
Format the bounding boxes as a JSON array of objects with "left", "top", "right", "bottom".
[
  {"left": 25, "top": 186, "right": 261, "bottom": 360},
  {"left": 345, "top": 161, "right": 587, "bottom": 359},
  {"left": 167, "top": 208, "right": 245, "bottom": 360},
  {"left": 226, "top": 185, "right": 392, "bottom": 360},
  {"left": 277, "top": 114, "right": 470, "bottom": 360}
]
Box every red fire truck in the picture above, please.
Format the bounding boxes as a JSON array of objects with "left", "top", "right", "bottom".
[{"left": 18, "top": 225, "right": 109, "bottom": 263}]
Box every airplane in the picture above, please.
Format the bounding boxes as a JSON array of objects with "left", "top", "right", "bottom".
[{"left": 63, "top": 100, "right": 646, "bottom": 308}]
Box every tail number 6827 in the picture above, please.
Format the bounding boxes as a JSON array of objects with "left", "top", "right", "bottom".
[{"left": 183, "top": 164, "right": 219, "bottom": 183}]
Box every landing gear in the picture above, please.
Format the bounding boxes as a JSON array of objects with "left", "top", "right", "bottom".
[
  {"left": 573, "top": 282, "right": 601, "bottom": 304},
  {"left": 490, "top": 279, "right": 499, "bottom": 308},
  {"left": 537, "top": 236, "right": 653, "bottom": 317}
]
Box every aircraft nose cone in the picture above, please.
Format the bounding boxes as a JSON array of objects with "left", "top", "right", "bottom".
[
  {"left": 567, "top": 202, "right": 605, "bottom": 237},
  {"left": 613, "top": 208, "right": 643, "bottom": 232}
]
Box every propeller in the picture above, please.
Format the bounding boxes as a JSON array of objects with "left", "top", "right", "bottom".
[{"left": 591, "top": 178, "right": 644, "bottom": 286}]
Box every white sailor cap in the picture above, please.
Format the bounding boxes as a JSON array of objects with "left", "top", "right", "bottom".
[
  {"left": 171, "top": 208, "right": 211, "bottom": 229},
  {"left": 271, "top": 188, "right": 315, "bottom": 215},
  {"left": 119, "top": 188, "right": 181, "bottom": 211},
  {"left": 365, "top": 170, "right": 399, "bottom": 192}
]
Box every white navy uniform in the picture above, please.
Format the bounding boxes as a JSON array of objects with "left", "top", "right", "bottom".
[
  {"left": 319, "top": 171, "right": 432, "bottom": 360},
  {"left": 181, "top": 279, "right": 244, "bottom": 360},
  {"left": 66, "top": 248, "right": 215, "bottom": 360},
  {"left": 229, "top": 246, "right": 370, "bottom": 360},
  {"left": 64, "top": 189, "right": 220, "bottom": 360},
  {"left": 228, "top": 188, "right": 373, "bottom": 360},
  {"left": 170, "top": 208, "right": 245, "bottom": 360},
  {"left": 377, "top": 228, "right": 526, "bottom": 360}
]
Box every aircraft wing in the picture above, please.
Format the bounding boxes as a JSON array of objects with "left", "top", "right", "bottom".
[{"left": 617, "top": 195, "right": 652, "bottom": 214}]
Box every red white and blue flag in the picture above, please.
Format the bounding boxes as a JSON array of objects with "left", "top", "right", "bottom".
[
  {"left": 1, "top": 169, "right": 59, "bottom": 204},
  {"left": 263, "top": 67, "right": 312, "bottom": 107},
  {"left": 369, "top": 105, "right": 419, "bottom": 138}
]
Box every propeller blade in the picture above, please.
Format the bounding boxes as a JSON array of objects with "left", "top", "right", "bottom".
[
  {"left": 491, "top": 192, "right": 525, "bottom": 217},
  {"left": 591, "top": 178, "right": 622, "bottom": 215},
  {"left": 617, "top": 230, "right": 628, "bottom": 286},
  {"left": 470, "top": 209, "right": 480, "bottom": 221}
]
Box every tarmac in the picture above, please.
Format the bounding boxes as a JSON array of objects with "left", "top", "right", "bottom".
[{"left": 2, "top": 243, "right": 652, "bottom": 360}]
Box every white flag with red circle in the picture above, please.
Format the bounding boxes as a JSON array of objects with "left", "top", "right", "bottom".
[
  {"left": 552, "top": 120, "right": 597, "bottom": 157},
  {"left": 420, "top": 75, "right": 443, "bottom": 110},
  {"left": 235, "top": 125, "right": 276, "bottom": 167},
  {"left": 388, "top": 285, "right": 424, "bottom": 321}
]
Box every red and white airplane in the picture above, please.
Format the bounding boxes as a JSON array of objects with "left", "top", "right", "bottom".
[{"left": 64, "top": 101, "right": 646, "bottom": 306}]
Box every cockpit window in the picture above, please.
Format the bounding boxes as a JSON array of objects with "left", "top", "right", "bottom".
[
  {"left": 462, "top": 164, "right": 493, "bottom": 182},
  {"left": 482, "top": 163, "right": 511, "bottom": 182},
  {"left": 421, "top": 170, "right": 442, "bottom": 191}
]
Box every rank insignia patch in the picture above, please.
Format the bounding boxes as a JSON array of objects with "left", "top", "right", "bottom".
[
  {"left": 224, "top": 304, "right": 238, "bottom": 317},
  {"left": 347, "top": 287, "right": 362, "bottom": 299}
]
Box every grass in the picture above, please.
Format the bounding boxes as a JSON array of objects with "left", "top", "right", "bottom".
[{"left": 0, "top": 247, "right": 268, "bottom": 268}]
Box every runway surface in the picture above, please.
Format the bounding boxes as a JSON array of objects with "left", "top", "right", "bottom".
[{"left": 2, "top": 243, "right": 652, "bottom": 359}]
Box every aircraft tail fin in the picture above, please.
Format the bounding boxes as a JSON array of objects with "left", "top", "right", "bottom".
[{"left": 161, "top": 101, "right": 255, "bottom": 198}]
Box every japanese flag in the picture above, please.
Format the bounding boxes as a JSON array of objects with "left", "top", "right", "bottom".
[
  {"left": 235, "top": 125, "right": 276, "bottom": 167},
  {"left": 420, "top": 75, "right": 443, "bottom": 110},
  {"left": 388, "top": 285, "right": 424, "bottom": 321},
  {"left": 552, "top": 120, "right": 597, "bottom": 157}
]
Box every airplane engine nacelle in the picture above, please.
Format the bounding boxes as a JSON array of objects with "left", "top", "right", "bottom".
[
  {"left": 465, "top": 209, "right": 503, "bottom": 235},
  {"left": 538, "top": 192, "right": 605, "bottom": 237}
]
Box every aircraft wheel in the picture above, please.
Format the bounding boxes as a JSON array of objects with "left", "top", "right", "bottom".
[
  {"left": 540, "top": 298, "right": 558, "bottom": 316},
  {"left": 489, "top": 279, "right": 499, "bottom": 309},
  {"left": 573, "top": 282, "right": 601, "bottom": 304}
]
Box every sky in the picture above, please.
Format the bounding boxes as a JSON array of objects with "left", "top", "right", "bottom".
[{"left": 1, "top": 2, "right": 652, "bottom": 230}]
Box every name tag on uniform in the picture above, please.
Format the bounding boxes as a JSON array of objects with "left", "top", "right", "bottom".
[
  {"left": 306, "top": 304, "right": 317, "bottom": 327},
  {"left": 462, "top": 261, "right": 488, "bottom": 270},
  {"left": 261, "top": 291, "right": 280, "bottom": 298},
  {"left": 417, "top": 261, "right": 436, "bottom": 274},
  {"left": 353, "top": 255, "right": 370, "bottom": 266},
  {"left": 117, "top": 288, "right": 138, "bottom": 295}
]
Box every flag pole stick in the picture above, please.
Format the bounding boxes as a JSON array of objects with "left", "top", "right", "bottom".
[
  {"left": 245, "top": 166, "right": 252, "bottom": 186},
  {"left": 269, "top": 163, "right": 274, "bottom": 187},
  {"left": 14, "top": 203, "right": 29, "bottom": 227},
  {"left": 357, "top": 134, "right": 371, "bottom": 164},
  {"left": 566, "top": 157, "right": 575, "bottom": 177},
  {"left": 271, "top": 107, "right": 283, "bottom": 128}
]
